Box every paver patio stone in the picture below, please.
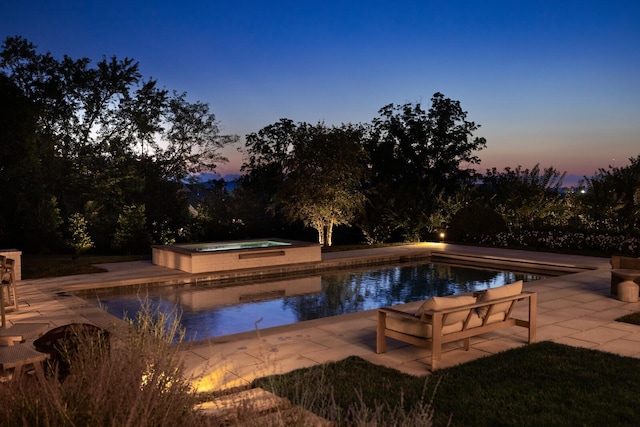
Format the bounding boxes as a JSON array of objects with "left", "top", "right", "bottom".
[
  {"left": 555, "top": 317, "right": 610, "bottom": 331},
  {"left": 473, "top": 336, "right": 528, "bottom": 354},
  {"left": 568, "top": 326, "right": 631, "bottom": 345},
  {"left": 307, "top": 333, "right": 372, "bottom": 349},
  {"left": 360, "top": 352, "right": 430, "bottom": 376},
  {"left": 597, "top": 338, "right": 640, "bottom": 357},
  {"left": 536, "top": 324, "right": 583, "bottom": 341},
  {"left": 564, "top": 292, "right": 609, "bottom": 303},
  {"left": 614, "top": 332, "right": 640, "bottom": 343},
  {"left": 560, "top": 306, "right": 607, "bottom": 318},
  {"left": 539, "top": 298, "right": 584, "bottom": 311},
  {"left": 578, "top": 298, "right": 626, "bottom": 311},
  {"left": 245, "top": 339, "right": 331, "bottom": 362},
  {"left": 436, "top": 347, "right": 492, "bottom": 369},
  {"left": 553, "top": 336, "right": 599, "bottom": 349},
  {"left": 303, "top": 343, "right": 374, "bottom": 365},
  {"left": 588, "top": 307, "right": 637, "bottom": 321}
]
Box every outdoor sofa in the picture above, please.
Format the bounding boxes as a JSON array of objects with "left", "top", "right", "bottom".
[{"left": 376, "top": 280, "right": 537, "bottom": 371}]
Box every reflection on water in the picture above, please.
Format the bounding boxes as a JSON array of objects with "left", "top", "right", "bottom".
[{"left": 93, "top": 262, "right": 544, "bottom": 341}]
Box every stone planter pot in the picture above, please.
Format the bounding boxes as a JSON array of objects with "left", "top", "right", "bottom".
[{"left": 618, "top": 280, "right": 639, "bottom": 303}]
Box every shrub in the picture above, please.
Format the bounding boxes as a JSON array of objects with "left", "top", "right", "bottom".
[
  {"left": 112, "top": 204, "right": 153, "bottom": 254},
  {"left": 0, "top": 302, "right": 214, "bottom": 426},
  {"left": 466, "top": 230, "right": 640, "bottom": 256},
  {"left": 66, "top": 212, "right": 94, "bottom": 259},
  {"left": 447, "top": 203, "right": 508, "bottom": 241}
]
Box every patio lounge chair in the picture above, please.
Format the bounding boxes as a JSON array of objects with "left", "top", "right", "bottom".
[
  {"left": 1, "top": 257, "right": 18, "bottom": 312},
  {"left": 0, "top": 322, "right": 50, "bottom": 344},
  {"left": 0, "top": 338, "right": 49, "bottom": 378}
]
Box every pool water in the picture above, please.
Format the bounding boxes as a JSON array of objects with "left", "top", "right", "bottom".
[
  {"left": 193, "top": 240, "right": 291, "bottom": 252},
  {"left": 93, "top": 262, "right": 545, "bottom": 341}
]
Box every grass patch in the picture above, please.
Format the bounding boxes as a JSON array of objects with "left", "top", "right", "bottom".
[
  {"left": 254, "top": 341, "right": 640, "bottom": 426},
  {"left": 616, "top": 312, "right": 640, "bottom": 325},
  {"left": 22, "top": 253, "right": 149, "bottom": 279},
  {"left": 20, "top": 246, "right": 382, "bottom": 278}
]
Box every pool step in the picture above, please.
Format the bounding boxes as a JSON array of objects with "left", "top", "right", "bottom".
[{"left": 196, "top": 387, "right": 332, "bottom": 425}]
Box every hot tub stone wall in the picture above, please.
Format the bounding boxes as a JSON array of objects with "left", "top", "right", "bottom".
[{"left": 152, "top": 241, "right": 321, "bottom": 274}]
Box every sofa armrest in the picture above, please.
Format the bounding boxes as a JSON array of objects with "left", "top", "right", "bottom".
[{"left": 378, "top": 306, "right": 420, "bottom": 320}]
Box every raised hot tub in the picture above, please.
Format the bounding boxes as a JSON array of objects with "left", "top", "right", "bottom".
[{"left": 152, "top": 239, "right": 321, "bottom": 273}]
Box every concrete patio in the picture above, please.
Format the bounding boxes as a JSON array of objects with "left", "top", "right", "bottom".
[{"left": 4, "top": 243, "right": 640, "bottom": 393}]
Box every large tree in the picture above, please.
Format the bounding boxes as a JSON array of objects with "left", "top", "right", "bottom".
[
  {"left": 237, "top": 118, "right": 298, "bottom": 237},
  {"left": 0, "top": 73, "right": 63, "bottom": 250},
  {"left": 365, "top": 93, "right": 486, "bottom": 241},
  {"left": 0, "top": 36, "right": 232, "bottom": 252},
  {"left": 276, "top": 122, "right": 367, "bottom": 246},
  {"left": 241, "top": 120, "right": 367, "bottom": 246}
]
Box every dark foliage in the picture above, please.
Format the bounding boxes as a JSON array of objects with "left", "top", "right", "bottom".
[{"left": 447, "top": 202, "right": 508, "bottom": 241}]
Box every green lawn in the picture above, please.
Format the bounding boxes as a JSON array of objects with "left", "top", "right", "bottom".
[
  {"left": 617, "top": 312, "right": 640, "bottom": 325},
  {"left": 254, "top": 341, "right": 640, "bottom": 426},
  {"left": 19, "top": 247, "right": 372, "bottom": 279},
  {"left": 21, "top": 253, "right": 149, "bottom": 279}
]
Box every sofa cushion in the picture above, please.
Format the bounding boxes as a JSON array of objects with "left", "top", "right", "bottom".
[
  {"left": 386, "top": 316, "right": 432, "bottom": 338},
  {"left": 415, "top": 295, "right": 477, "bottom": 326},
  {"left": 476, "top": 280, "right": 523, "bottom": 319}
]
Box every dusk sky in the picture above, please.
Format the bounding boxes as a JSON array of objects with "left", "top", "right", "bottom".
[{"left": 2, "top": 1, "right": 639, "bottom": 185}]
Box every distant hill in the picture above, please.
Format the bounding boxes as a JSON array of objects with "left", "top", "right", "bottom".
[
  {"left": 186, "top": 172, "right": 240, "bottom": 191},
  {"left": 563, "top": 174, "right": 587, "bottom": 188},
  {"left": 192, "top": 172, "right": 241, "bottom": 182}
]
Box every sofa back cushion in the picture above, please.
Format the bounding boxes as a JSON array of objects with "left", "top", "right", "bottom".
[
  {"left": 416, "top": 295, "right": 477, "bottom": 326},
  {"left": 476, "top": 280, "right": 523, "bottom": 320},
  {"left": 386, "top": 294, "right": 478, "bottom": 338}
]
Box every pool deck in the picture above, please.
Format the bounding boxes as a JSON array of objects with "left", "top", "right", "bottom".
[{"left": 5, "top": 243, "right": 640, "bottom": 392}]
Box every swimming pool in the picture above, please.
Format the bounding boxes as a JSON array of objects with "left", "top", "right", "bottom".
[{"left": 91, "top": 261, "right": 546, "bottom": 341}]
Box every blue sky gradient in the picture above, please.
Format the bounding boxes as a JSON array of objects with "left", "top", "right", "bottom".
[{"left": 2, "top": 1, "right": 639, "bottom": 184}]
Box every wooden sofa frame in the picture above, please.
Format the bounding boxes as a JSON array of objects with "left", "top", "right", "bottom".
[{"left": 376, "top": 291, "right": 537, "bottom": 371}]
